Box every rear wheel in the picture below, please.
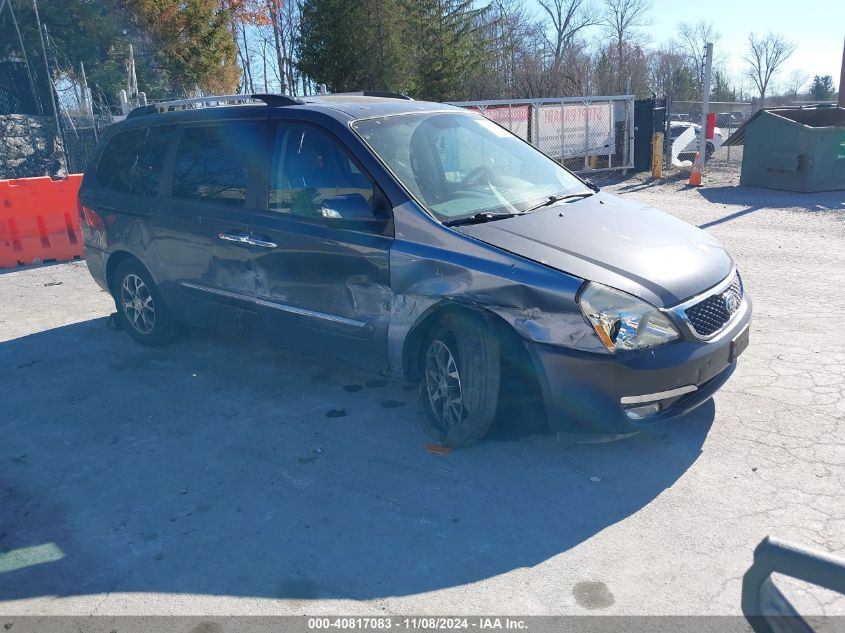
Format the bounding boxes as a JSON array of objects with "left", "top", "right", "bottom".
[
  {"left": 420, "top": 313, "right": 500, "bottom": 448},
  {"left": 112, "top": 258, "right": 177, "bottom": 346}
]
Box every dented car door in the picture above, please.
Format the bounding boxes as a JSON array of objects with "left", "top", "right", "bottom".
[{"left": 250, "top": 123, "right": 393, "bottom": 370}]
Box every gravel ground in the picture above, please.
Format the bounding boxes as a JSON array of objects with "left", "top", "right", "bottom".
[{"left": 0, "top": 168, "right": 843, "bottom": 619}]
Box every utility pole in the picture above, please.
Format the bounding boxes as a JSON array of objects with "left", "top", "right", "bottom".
[
  {"left": 1, "top": 0, "right": 43, "bottom": 114},
  {"left": 79, "top": 62, "right": 89, "bottom": 115},
  {"left": 698, "top": 42, "right": 713, "bottom": 167},
  {"left": 127, "top": 44, "right": 138, "bottom": 108},
  {"left": 80, "top": 62, "right": 98, "bottom": 142},
  {"left": 33, "top": 0, "right": 66, "bottom": 171},
  {"left": 32, "top": 0, "right": 58, "bottom": 125},
  {"left": 839, "top": 36, "right": 845, "bottom": 108},
  {"left": 41, "top": 23, "right": 67, "bottom": 169},
  {"left": 41, "top": 24, "right": 60, "bottom": 124}
]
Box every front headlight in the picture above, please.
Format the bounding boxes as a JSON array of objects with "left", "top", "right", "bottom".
[{"left": 578, "top": 282, "right": 680, "bottom": 352}]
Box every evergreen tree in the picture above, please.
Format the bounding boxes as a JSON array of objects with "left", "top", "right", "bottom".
[
  {"left": 669, "top": 65, "right": 698, "bottom": 100},
  {"left": 298, "top": 0, "right": 410, "bottom": 93},
  {"left": 809, "top": 75, "right": 835, "bottom": 101},
  {"left": 710, "top": 70, "right": 735, "bottom": 102},
  {"left": 405, "top": 0, "right": 488, "bottom": 101}
]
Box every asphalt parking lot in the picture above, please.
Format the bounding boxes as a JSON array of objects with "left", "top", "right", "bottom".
[{"left": 1, "top": 171, "right": 843, "bottom": 617}]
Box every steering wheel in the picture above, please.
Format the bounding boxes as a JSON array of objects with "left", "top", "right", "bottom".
[{"left": 462, "top": 165, "right": 494, "bottom": 186}]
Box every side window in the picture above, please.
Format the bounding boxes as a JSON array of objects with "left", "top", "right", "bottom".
[
  {"left": 132, "top": 125, "right": 177, "bottom": 197},
  {"left": 270, "top": 125, "right": 374, "bottom": 220},
  {"left": 95, "top": 126, "right": 175, "bottom": 196},
  {"left": 171, "top": 123, "right": 262, "bottom": 207},
  {"left": 96, "top": 129, "right": 147, "bottom": 193}
]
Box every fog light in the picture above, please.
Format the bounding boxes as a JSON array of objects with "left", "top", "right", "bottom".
[{"left": 623, "top": 402, "right": 661, "bottom": 421}]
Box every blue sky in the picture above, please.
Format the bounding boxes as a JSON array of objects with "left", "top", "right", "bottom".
[
  {"left": 649, "top": 0, "right": 843, "bottom": 86},
  {"left": 535, "top": 0, "right": 844, "bottom": 92}
]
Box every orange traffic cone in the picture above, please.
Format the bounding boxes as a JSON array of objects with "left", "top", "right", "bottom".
[{"left": 688, "top": 152, "right": 702, "bottom": 186}]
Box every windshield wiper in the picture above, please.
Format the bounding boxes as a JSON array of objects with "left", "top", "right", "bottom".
[
  {"left": 444, "top": 190, "right": 595, "bottom": 226},
  {"left": 443, "top": 212, "right": 523, "bottom": 227},
  {"left": 524, "top": 191, "right": 594, "bottom": 213}
]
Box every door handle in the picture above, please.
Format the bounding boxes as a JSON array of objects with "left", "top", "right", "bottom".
[
  {"left": 247, "top": 236, "right": 277, "bottom": 249},
  {"left": 218, "top": 232, "right": 251, "bottom": 244}
]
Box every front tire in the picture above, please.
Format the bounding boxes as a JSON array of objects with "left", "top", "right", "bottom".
[
  {"left": 420, "top": 313, "right": 500, "bottom": 448},
  {"left": 112, "top": 258, "right": 177, "bottom": 346}
]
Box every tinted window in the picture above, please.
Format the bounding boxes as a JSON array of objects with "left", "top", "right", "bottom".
[
  {"left": 270, "top": 125, "right": 373, "bottom": 219},
  {"left": 96, "top": 129, "right": 147, "bottom": 193},
  {"left": 172, "top": 123, "right": 262, "bottom": 207},
  {"left": 95, "top": 126, "right": 175, "bottom": 195},
  {"left": 133, "top": 126, "right": 177, "bottom": 196}
]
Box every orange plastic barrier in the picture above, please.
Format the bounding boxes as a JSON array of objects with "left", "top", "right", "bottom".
[{"left": 0, "top": 174, "right": 84, "bottom": 268}]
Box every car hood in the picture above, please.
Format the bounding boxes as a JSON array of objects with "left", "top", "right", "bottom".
[{"left": 454, "top": 191, "right": 733, "bottom": 307}]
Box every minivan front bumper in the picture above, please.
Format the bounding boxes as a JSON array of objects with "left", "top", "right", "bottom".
[{"left": 526, "top": 297, "right": 752, "bottom": 435}]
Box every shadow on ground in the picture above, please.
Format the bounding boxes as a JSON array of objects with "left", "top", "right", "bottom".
[
  {"left": 694, "top": 186, "right": 845, "bottom": 229},
  {"left": 0, "top": 318, "right": 714, "bottom": 601},
  {"left": 598, "top": 171, "right": 844, "bottom": 229}
]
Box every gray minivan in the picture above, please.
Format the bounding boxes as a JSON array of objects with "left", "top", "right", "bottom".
[{"left": 79, "top": 93, "right": 751, "bottom": 447}]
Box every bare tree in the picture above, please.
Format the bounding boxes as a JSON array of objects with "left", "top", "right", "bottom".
[
  {"left": 237, "top": 22, "right": 255, "bottom": 93},
  {"left": 648, "top": 44, "right": 696, "bottom": 99},
  {"left": 743, "top": 32, "right": 795, "bottom": 107},
  {"left": 785, "top": 69, "right": 809, "bottom": 100},
  {"left": 600, "top": 0, "right": 653, "bottom": 93},
  {"left": 266, "top": 0, "right": 287, "bottom": 93},
  {"left": 469, "top": 0, "right": 542, "bottom": 98},
  {"left": 677, "top": 20, "right": 721, "bottom": 85},
  {"left": 537, "top": 0, "right": 598, "bottom": 78}
]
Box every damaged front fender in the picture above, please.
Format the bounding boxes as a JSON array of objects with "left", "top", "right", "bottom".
[{"left": 386, "top": 201, "right": 607, "bottom": 379}]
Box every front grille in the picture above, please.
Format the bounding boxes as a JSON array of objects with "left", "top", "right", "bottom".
[{"left": 684, "top": 272, "right": 743, "bottom": 336}]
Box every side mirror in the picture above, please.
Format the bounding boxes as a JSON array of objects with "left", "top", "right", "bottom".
[{"left": 320, "top": 194, "right": 375, "bottom": 221}]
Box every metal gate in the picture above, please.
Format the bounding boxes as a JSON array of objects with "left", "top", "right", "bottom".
[
  {"left": 633, "top": 98, "right": 668, "bottom": 172},
  {"left": 447, "top": 96, "right": 635, "bottom": 174}
]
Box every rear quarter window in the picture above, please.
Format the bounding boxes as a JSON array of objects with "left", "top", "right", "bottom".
[
  {"left": 95, "top": 126, "right": 176, "bottom": 195},
  {"left": 96, "top": 129, "right": 147, "bottom": 192}
]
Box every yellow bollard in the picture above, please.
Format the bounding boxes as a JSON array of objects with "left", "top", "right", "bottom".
[{"left": 651, "top": 132, "right": 664, "bottom": 178}]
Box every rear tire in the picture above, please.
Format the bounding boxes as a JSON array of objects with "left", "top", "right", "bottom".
[
  {"left": 420, "top": 313, "right": 500, "bottom": 448},
  {"left": 112, "top": 258, "right": 178, "bottom": 346}
]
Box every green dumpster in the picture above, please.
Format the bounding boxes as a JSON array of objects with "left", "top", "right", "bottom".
[{"left": 723, "top": 107, "right": 845, "bottom": 192}]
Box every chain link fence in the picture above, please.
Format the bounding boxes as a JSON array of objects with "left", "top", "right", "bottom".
[
  {"left": 668, "top": 100, "right": 757, "bottom": 167},
  {"left": 58, "top": 112, "right": 113, "bottom": 174},
  {"left": 449, "top": 96, "right": 635, "bottom": 174}
]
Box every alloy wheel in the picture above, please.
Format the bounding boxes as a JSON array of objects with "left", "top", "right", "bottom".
[
  {"left": 120, "top": 273, "right": 156, "bottom": 334},
  {"left": 425, "top": 339, "right": 465, "bottom": 429}
]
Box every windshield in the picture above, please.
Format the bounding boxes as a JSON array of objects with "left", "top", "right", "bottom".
[{"left": 352, "top": 111, "right": 589, "bottom": 222}]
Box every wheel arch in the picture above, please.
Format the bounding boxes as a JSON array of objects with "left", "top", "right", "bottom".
[
  {"left": 105, "top": 250, "right": 139, "bottom": 292},
  {"left": 401, "top": 299, "right": 529, "bottom": 383}
]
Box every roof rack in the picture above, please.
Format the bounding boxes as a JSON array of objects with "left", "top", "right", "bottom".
[
  {"left": 127, "top": 93, "right": 303, "bottom": 118},
  {"left": 327, "top": 91, "right": 413, "bottom": 100}
]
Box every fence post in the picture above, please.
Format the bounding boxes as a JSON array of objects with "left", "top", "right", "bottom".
[
  {"left": 665, "top": 96, "right": 672, "bottom": 170},
  {"left": 583, "top": 100, "right": 590, "bottom": 171},
  {"left": 559, "top": 101, "right": 565, "bottom": 164},
  {"left": 621, "top": 100, "right": 627, "bottom": 175},
  {"left": 624, "top": 97, "right": 634, "bottom": 174},
  {"left": 699, "top": 43, "right": 714, "bottom": 166}
]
